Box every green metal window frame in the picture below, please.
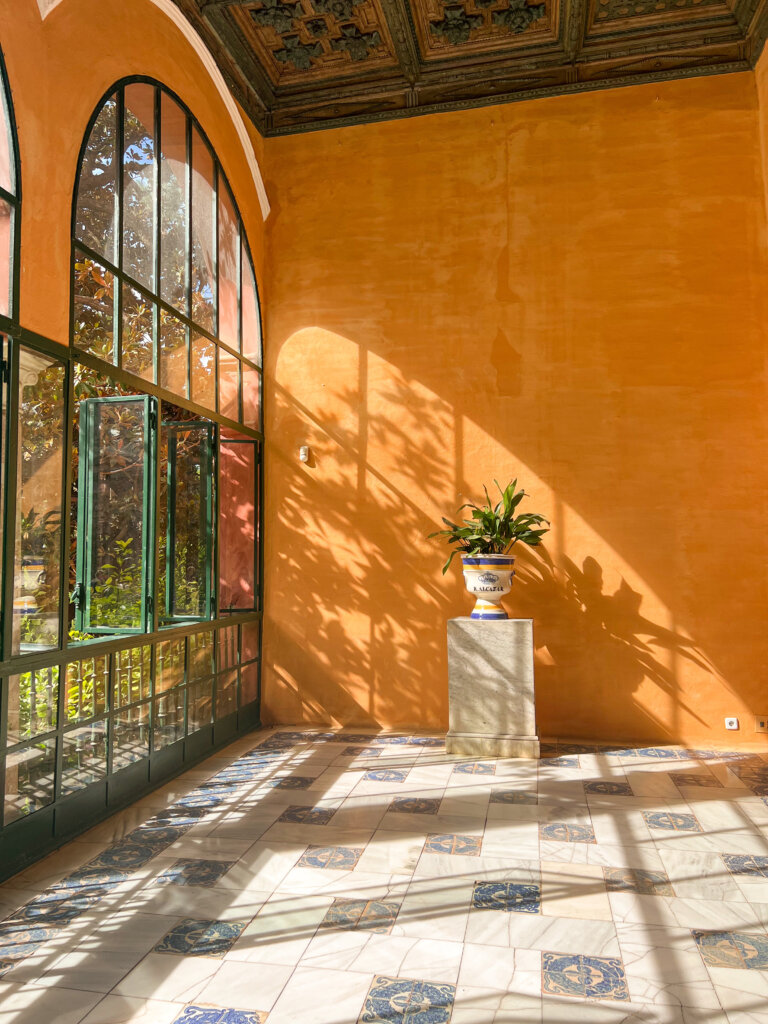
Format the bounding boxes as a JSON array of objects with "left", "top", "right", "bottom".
[
  {"left": 0, "top": 72, "right": 265, "bottom": 881},
  {"left": 0, "top": 46, "right": 21, "bottom": 333},
  {"left": 163, "top": 419, "right": 214, "bottom": 625},
  {"left": 74, "top": 394, "right": 157, "bottom": 635}
]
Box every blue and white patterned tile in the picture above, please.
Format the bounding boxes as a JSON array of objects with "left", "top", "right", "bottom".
[
  {"left": 390, "top": 797, "right": 440, "bottom": 815},
  {"left": 0, "top": 919, "right": 58, "bottom": 964},
  {"left": 172, "top": 1007, "right": 266, "bottom": 1024},
  {"left": 723, "top": 855, "right": 768, "bottom": 878},
  {"left": 320, "top": 897, "right": 401, "bottom": 934},
  {"left": 603, "top": 867, "right": 674, "bottom": 896},
  {"left": 278, "top": 805, "right": 336, "bottom": 825},
  {"left": 360, "top": 975, "right": 456, "bottom": 1023},
  {"left": 155, "top": 859, "right": 235, "bottom": 888},
  {"left": 634, "top": 745, "right": 688, "bottom": 761},
  {"left": 692, "top": 930, "right": 768, "bottom": 970},
  {"left": 541, "top": 756, "right": 580, "bottom": 768},
  {"left": 542, "top": 952, "right": 630, "bottom": 1000},
  {"left": 642, "top": 811, "right": 703, "bottom": 833},
  {"left": 424, "top": 833, "right": 481, "bottom": 856},
  {"left": 539, "top": 823, "right": 596, "bottom": 844},
  {"left": 407, "top": 737, "right": 444, "bottom": 748},
  {"left": 364, "top": 769, "right": 409, "bottom": 783},
  {"left": 453, "top": 762, "right": 495, "bottom": 776},
  {"left": 670, "top": 771, "right": 722, "bottom": 789},
  {"left": 489, "top": 790, "right": 537, "bottom": 805},
  {"left": 342, "top": 747, "right": 382, "bottom": 758},
  {"left": 472, "top": 881, "right": 541, "bottom": 913},
  {"left": 265, "top": 776, "right": 316, "bottom": 790},
  {"left": 583, "top": 781, "right": 633, "bottom": 796},
  {"left": 154, "top": 919, "right": 249, "bottom": 958},
  {"left": 297, "top": 845, "right": 364, "bottom": 870}
]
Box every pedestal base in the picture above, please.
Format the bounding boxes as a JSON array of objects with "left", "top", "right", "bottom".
[
  {"left": 446, "top": 617, "right": 539, "bottom": 760},
  {"left": 446, "top": 731, "right": 540, "bottom": 759}
]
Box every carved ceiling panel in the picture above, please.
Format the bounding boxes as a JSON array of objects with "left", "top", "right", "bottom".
[
  {"left": 229, "top": 0, "right": 397, "bottom": 82},
  {"left": 179, "top": 0, "right": 768, "bottom": 133},
  {"left": 411, "top": 0, "right": 557, "bottom": 59}
]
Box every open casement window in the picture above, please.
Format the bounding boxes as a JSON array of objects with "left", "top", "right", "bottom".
[
  {"left": 74, "top": 395, "right": 156, "bottom": 634},
  {"left": 161, "top": 421, "right": 214, "bottom": 624}
]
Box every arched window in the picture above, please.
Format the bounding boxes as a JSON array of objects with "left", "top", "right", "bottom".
[
  {"left": 0, "top": 49, "right": 19, "bottom": 321},
  {"left": 69, "top": 79, "right": 262, "bottom": 638},
  {"left": 73, "top": 79, "right": 262, "bottom": 425}
]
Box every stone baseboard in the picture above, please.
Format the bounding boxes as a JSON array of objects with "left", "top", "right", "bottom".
[{"left": 446, "top": 731, "right": 540, "bottom": 759}]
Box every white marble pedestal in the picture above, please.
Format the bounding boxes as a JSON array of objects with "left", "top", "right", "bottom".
[{"left": 446, "top": 617, "right": 540, "bottom": 758}]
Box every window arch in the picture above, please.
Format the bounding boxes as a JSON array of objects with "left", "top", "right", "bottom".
[
  {"left": 0, "top": 48, "right": 19, "bottom": 322},
  {"left": 72, "top": 78, "right": 262, "bottom": 428}
]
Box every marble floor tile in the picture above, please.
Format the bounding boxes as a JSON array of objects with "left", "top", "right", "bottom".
[
  {"left": 193, "top": 959, "right": 292, "bottom": 1010},
  {"left": 226, "top": 892, "right": 333, "bottom": 964},
  {"left": 5, "top": 731, "right": 768, "bottom": 1023},
  {"left": 266, "top": 965, "right": 374, "bottom": 1024},
  {"left": 78, "top": 994, "right": 182, "bottom": 1023}
]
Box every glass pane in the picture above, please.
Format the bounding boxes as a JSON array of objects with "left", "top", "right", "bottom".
[
  {"left": 241, "top": 243, "right": 261, "bottom": 365},
  {"left": 4, "top": 740, "right": 57, "bottom": 824},
  {"left": 0, "top": 74, "right": 12, "bottom": 194},
  {"left": 240, "top": 661, "right": 259, "bottom": 706},
  {"left": 191, "top": 332, "right": 215, "bottom": 410},
  {"left": 73, "top": 253, "right": 115, "bottom": 363},
  {"left": 7, "top": 668, "right": 59, "bottom": 746},
  {"left": 165, "top": 424, "right": 211, "bottom": 619},
  {"left": 218, "top": 347, "right": 239, "bottom": 421},
  {"left": 218, "top": 625, "right": 238, "bottom": 672},
  {"left": 189, "top": 630, "right": 214, "bottom": 682},
  {"left": 156, "top": 638, "right": 185, "bottom": 693},
  {"left": 123, "top": 83, "right": 156, "bottom": 291},
  {"left": 219, "top": 438, "right": 256, "bottom": 611},
  {"left": 188, "top": 678, "right": 212, "bottom": 733},
  {"left": 159, "top": 310, "right": 187, "bottom": 398},
  {"left": 64, "top": 656, "right": 108, "bottom": 725},
  {"left": 83, "top": 398, "right": 148, "bottom": 630},
  {"left": 153, "top": 691, "right": 185, "bottom": 749},
  {"left": 75, "top": 95, "right": 117, "bottom": 262},
  {"left": 114, "top": 645, "right": 152, "bottom": 708},
  {"left": 218, "top": 180, "right": 239, "bottom": 349},
  {"left": 122, "top": 283, "right": 154, "bottom": 382},
  {"left": 160, "top": 91, "right": 188, "bottom": 314},
  {"left": 61, "top": 722, "right": 107, "bottom": 795},
  {"left": 191, "top": 128, "right": 215, "bottom": 334},
  {"left": 242, "top": 364, "right": 260, "bottom": 431},
  {"left": 241, "top": 621, "right": 260, "bottom": 663},
  {"left": 113, "top": 702, "right": 149, "bottom": 770},
  {"left": 215, "top": 671, "right": 237, "bottom": 719},
  {"left": 0, "top": 196, "right": 11, "bottom": 318},
  {"left": 13, "top": 350, "right": 65, "bottom": 653}
]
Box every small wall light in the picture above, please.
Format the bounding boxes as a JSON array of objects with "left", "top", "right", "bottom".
[{"left": 299, "top": 445, "right": 310, "bottom": 463}]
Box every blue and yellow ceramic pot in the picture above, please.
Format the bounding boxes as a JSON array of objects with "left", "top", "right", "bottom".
[{"left": 460, "top": 553, "right": 515, "bottom": 620}]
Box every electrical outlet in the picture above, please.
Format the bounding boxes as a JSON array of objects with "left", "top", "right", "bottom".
[
  {"left": 725, "top": 717, "right": 739, "bottom": 730},
  {"left": 755, "top": 716, "right": 768, "bottom": 733}
]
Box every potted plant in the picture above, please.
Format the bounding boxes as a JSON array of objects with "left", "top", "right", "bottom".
[{"left": 429, "top": 480, "right": 550, "bottom": 620}]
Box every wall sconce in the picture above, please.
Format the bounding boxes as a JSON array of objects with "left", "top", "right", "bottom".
[{"left": 299, "top": 446, "right": 310, "bottom": 463}]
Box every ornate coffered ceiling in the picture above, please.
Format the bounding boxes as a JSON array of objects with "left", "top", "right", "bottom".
[{"left": 173, "top": 0, "right": 768, "bottom": 133}]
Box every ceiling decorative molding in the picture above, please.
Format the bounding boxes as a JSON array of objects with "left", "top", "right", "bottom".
[{"left": 177, "top": 0, "right": 768, "bottom": 134}]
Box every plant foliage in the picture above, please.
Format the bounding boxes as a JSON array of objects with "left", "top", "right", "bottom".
[{"left": 429, "top": 479, "right": 550, "bottom": 574}]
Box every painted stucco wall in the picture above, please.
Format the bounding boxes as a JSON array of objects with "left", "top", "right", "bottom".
[
  {"left": 0, "top": 0, "right": 267, "bottom": 346},
  {"left": 261, "top": 72, "right": 768, "bottom": 746}
]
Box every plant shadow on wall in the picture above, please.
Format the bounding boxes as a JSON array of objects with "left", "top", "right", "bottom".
[
  {"left": 510, "top": 545, "right": 713, "bottom": 739},
  {"left": 269, "top": 372, "right": 468, "bottom": 728}
]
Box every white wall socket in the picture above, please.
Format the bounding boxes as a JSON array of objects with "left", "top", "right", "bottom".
[
  {"left": 725, "top": 717, "right": 739, "bottom": 730},
  {"left": 755, "top": 716, "right": 768, "bottom": 733}
]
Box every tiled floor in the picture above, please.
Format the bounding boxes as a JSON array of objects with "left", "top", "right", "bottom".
[{"left": 1, "top": 731, "right": 768, "bottom": 1023}]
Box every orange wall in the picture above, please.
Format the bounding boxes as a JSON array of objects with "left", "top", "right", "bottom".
[
  {"left": 1, "top": 0, "right": 267, "bottom": 346},
  {"left": 261, "top": 72, "right": 768, "bottom": 747}
]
